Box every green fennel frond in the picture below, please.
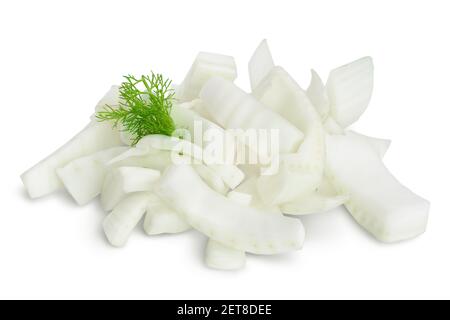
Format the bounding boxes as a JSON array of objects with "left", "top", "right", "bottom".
[{"left": 96, "top": 72, "right": 176, "bottom": 145}]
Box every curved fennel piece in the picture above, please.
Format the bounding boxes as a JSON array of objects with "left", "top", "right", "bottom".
[
  {"left": 326, "top": 57, "right": 374, "bottom": 128},
  {"left": 346, "top": 131, "right": 391, "bottom": 159},
  {"left": 156, "top": 164, "right": 305, "bottom": 254},
  {"left": 101, "top": 167, "right": 160, "bottom": 211},
  {"left": 253, "top": 67, "right": 325, "bottom": 204},
  {"left": 103, "top": 192, "right": 151, "bottom": 247},
  {"left": 56, "top": 146, "right": 128, "bottom": 205},
  {"left": 144, "top": 194, "right": 190, "bottom": 235},
  {"left": 200, "top": 77, "right": 304, "bottom": 153},
  {"left": 248, "top": 39, "right": 275, "bottom": 91},
  {"left": 137, "top": 134, "right": 244, "bottom": 189},
  {"left": 177, "top": 52, "right": 237, "bottom": 102},
  {"left": 326, "top": 133, "right": 429, "bottom": 242},
  {"left": 205, "top": 240, "right": 246, "bottom": 270},
  {"left": 21, "top": 121, "right": 122, "bottom": 199}
]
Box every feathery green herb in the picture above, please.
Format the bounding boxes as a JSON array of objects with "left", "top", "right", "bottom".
[{"left": 96, "top": 72, "right": 176, "bottom": 145}]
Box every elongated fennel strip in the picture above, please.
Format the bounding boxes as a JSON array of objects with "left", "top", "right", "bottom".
[
  {"left": 248, "top": 39, "right": 275, "bottom": 91},
  {"left": 156, "top": 164, "right": 305, "bottom": 254},
  {"left": 326, "top": 57, "right": 374, "bottom": 128},
  {"left": 21, "top": 121, "right": 122, "bottom": 198},
  {"left": 326, "top": 133, "right": 429, "bottom": 242},
  {"left": 56, "top": 146, "right": 128, "bottom": 205},
  {"left": 101, "top": 167, "right": 160, "bottom": 211},
  {"left": 253, "top": 67, "right": 325, "bottom": 204},
  {"left": 144, "top": 194, "right": 190, "bottom": 235},
  {"left": 177, "top": 52, "right": 237, "bottom": 102},
  {"left": 200, "top": 77, "right": 304, "bottom": 153},
  {"left": 103, "top": 192, "right": 151, "bottom": 247}
]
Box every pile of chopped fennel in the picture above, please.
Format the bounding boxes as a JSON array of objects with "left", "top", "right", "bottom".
[{"left": 21, "top": 40, "right": 429, "bottom": 270}]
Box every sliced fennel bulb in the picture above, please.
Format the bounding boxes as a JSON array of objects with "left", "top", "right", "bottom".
[
  {"left": 21, "top": 121, "right": 122, "bottom": 198},
  {"left": 156, "top": 164, "right": 305, "bottom": 254},
  {"left": 200, "top": 77, "right": 304, "bottom": 153},
  {"left": 22, "top": 41, "right": 430, "bottom": 270}
]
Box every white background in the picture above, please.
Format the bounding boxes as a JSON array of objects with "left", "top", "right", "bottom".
[{"left": 1, "top": 0, "right": 449, "bottom": 300}]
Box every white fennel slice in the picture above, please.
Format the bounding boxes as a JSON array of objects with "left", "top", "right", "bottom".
[
  {"left": 346, "top": 130, "right": 391, "bottom": 159},
  {"left": 137, "top": 134, "right": 244, "bottom": 189},
  {"left": 248, "top": 39, "right": 275, "bottom": 91},
  {"left": 144, "top": 194, "right": 190, "bottom": 235},
  {"left": 200, "top": 77, "right": 304, "bottom": 153},
  {"left": 21, "top": 121, "right": 122, "bottom": 199},
  {"left": 103, "top": 192, "right": 151, "bottom": 247},
  {"left": 205, "top": 240, "right": 246, "bottom": 270},
  {"left": 101, "top": 166, "right": 160, "bottom": 211},
  {"left": 177, "top": 52, "right": 237, "bottom": 102},
  {"left": 326, "top": 56, "right": 374, "bottom": 128},
  {"left": 156, "top": 164, "right": 305, "bottom": 254},
  {"left": 253, "top": 67, "right": 325, "bottom": 204},
  {"left": 56, "top": 146, "right": 128, "bottom": 205},
  {"left": 326, "top": 133, "right": 429, "bottom": 242}
]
